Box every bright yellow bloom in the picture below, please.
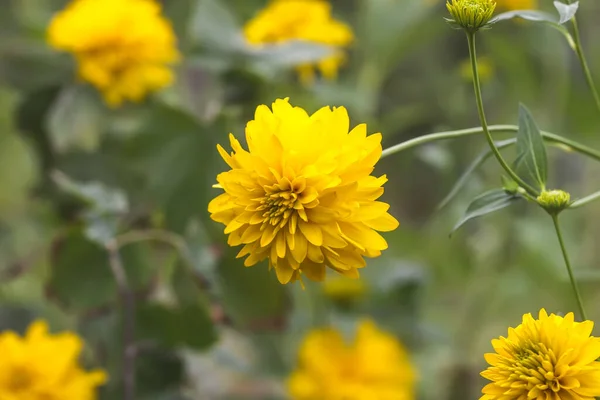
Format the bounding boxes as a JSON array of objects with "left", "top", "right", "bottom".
[
  {"left": 481, "top": 309, "right": 600, "bottom": 400},
  {"left": 0, "top": 320, "right": 107, "bottom": 400},
  {"left": 244, "top": 0, "right": 353, "bottom": 84},
  {"left": 496, "top": 0, "right": 537, "bottom": 10},
  {"left": 322, "top": 276, "right": 367, "bottom": 301},
  {"left": 208, "top": 98, "right": 398, "bottom": 285},
  {"left": 288, "top": 320, "right": 416, "bottom": 399},
  {"left": 47, "top": 0, "right": 180, "bottom": 107}
]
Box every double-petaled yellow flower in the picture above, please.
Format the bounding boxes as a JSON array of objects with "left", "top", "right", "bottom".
[
  {"left": 288, "top": 320, "right": 416, "bottom": 399},
  {"left": 208, "top": 98, "right": 399, "bottom": 285},
  {"left": 0, "top": 320, "right": 107, "bottom": 400},
  {"left": 481, "top": 309, "right": 600, "bottom": 400},
  {"left": 47, "top": 0, "right": 180, "bottom": 107},
  {"left": 244, "top": 0, "right": 354, "bottom": 84}
]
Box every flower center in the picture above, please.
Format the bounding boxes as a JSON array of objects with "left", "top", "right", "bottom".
[
  {"left": 259, "top": 178, "right": 305, "bottom": 228},
  {"left": 8, "top": 366, "right": 34, "bottom": 392},
  {"left": 510, "top": 342, "right": 562, "bottom": 392}
]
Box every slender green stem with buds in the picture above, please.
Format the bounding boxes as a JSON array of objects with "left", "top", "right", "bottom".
[
  {"left": 565, "top": 0, "right": 600, "bottom": 114},
  {"left": 466, "top": 32, "right": 540, "bottom": 197},
  {"left": 569, "top": 190, "right": 600, "bottom": 209},
  {"left": 551, "top": 215, "right": 588, "bottom": 320},
  {"left": 380, "top": 124, "right": 600, "bottom": 162}
]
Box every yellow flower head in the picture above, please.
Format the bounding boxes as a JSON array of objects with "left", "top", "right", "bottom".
[
  {"left": 0, "top": 320, "right": 107, "bottom": 400},
  {"left": 243, "top": 0, "right": 354, "bottom": 84},
  {"left": 496, "top": 0, "right": 537, "bottom": 10},
  {"left": 208, "top": 98, "right": 399, "bottom": 285},
  {"left": 288, "top": 320, "right": 416, "bottom": 399},
  {"left": 481, "top": 309, "right": 600, "bottom": 400},
  {"left": 47, "top": 0, "right": 180, "bottom": 107},
  {"left": 446, "top": 0, "right": 497, "bottom": 33}
]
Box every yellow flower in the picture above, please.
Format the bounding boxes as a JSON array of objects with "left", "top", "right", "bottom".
[
  {"left": 0, "top": 320, "right": 107, "bottom": 400},
  {"left": 244, "top": 0, "right": 353, "bottom": 84},
  {"left": 481, "top": 309, "right": 600, "bottom": 400},
  {"left": 322, "top": 276, "right": 367, "bottom": 301},
  {"left": 208, "top": 98, "right": 399, "bottom": 285},
  {"left": 47, "top": 0, "right": 180, "bottom": 107},
  {"left": 288, "top": 319, "right": 416, "bottom": 399},
  {"left": 496, "top": 0, "right": 537, "bottom": 10}
]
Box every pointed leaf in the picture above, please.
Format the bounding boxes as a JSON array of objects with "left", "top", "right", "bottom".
[
  {"left": 493, "top": 10, "right": 575, "bottom": 49},
  {"left": 451, "top": 189, "right": 519, "bottom": 234},
  {"left": 554, "top": 1, "right": 579, "bottom": 24},
  {"left": 437, "top": 139, "right": 516, "bottom": 211},
  {"left": 515, "top": 104, "right": 548, "bottom": 189}
]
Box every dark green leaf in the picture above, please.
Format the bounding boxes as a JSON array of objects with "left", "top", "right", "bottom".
[
  {"left": 451, "top": 189, "right": 520, "bottom": 234},
  {"left": 216, "top": 250, "right": 288, "bottom": 329},
  {"left": 554, "top": 1, "right": 579, "bottom": 24},
  {"left": 515, "top": 104, "right": 548, "bottom": 189},
  {"left": 437, "top": 139, "right": 516, "bottom": 211},
  {"left": 47, "top": 231, "right": 156, "bottom": 312},
  {"left": 135, "top": 302, "right": 217, "bottom": 350}
]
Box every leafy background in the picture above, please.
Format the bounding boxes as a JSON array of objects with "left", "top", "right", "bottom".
[{"left": 1, "top": 0, "right": 600, "bottom": 399}]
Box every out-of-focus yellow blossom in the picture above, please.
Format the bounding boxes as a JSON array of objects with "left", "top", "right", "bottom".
[
  {"left": 208, "top": 98, "right": 399, "bottom": 285},
  {"left": 244, "top": 0, "right": 354, "bottom": 84},
  {"left": 460, "top": 57, "right": 494, "bottom": 83},
  {"left": 481, "top": 309, "right": 600, "bottom": 400},
  {"left": 496, "top": 0, "right": 537, "bottom": 11},
  {"left": 288, "top": 320, "right": 416, "bottom": 399},
  {"left": 47, "top": 0, "right": 180, "bottom": 107},
  {"left": 0, "top": 320, "right": 107, "bottom": 400},
  {"left": 323, "top": 276, "right": 367, "bottom": 301}
]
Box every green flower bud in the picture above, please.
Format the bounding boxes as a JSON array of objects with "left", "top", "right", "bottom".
[
  {"left": 446, "top": 0, "right": 497, "bottom": 33},
  {"left": 537, "top": 190, "right": 571, "bottom": 214}
]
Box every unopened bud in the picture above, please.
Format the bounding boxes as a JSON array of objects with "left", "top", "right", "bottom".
[
  {"left": 446, "top": 0, "right": 497, "bottom": 33},
  {"left": 537, "top": 190, "right": 571, "bottom": 214}
]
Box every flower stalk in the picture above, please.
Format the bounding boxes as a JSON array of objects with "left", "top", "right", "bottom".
[
  {"left": 466, "top": 32, "right": 539, "bottom": 197},
  {"left": 550, "top": 215, "right": 588, "bottom": 320}
]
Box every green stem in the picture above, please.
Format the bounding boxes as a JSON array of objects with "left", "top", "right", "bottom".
[
  {"left": 566, "top": 2, "right": 600, "bottom": 114},
  {"left": 380, "top": 124, "right": 600, "bottom": 162},
  {"left": 569, "top": 190, "right": 600, "bottom": 209},
  {"left": 466, "top": 32, "right": 540, "bottom": 197},
  {"left": 551, "top": 215, "right": 588, "bottom": 320}
]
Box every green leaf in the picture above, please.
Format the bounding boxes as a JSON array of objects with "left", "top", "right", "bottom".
[
  {"left": 515, "top": 104, "right": 548, "bottom": 190},
  {"left": 451, "top": 189, "right": 520, "bottom": 234},
  {"left": 47, "top": 230, "right": 156, "bottom": 312},
  {"left": 45, "top": 85, "right": 104, "bottom": 153},
  {"left": 493, "top": 10, "right": 576, "bottom": 49},
  {"left": 437, "top": 139, "right": 516, "bottom": 211},
  {"left": 554, "top": 1, "right": 579, "bottom": 24},
  {"left": 135, "top": 302, "right": 217, "bottom": 350},
  {"left": 190, "top": 0, "right": 243, "bottom": 52},
  {"left": 216, "top": 250, "right": 288, "bottom": 329}
]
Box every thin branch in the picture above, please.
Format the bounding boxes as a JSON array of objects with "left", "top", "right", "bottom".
[{"left": 106, "top": 240, "right": 136, "bottom": 400}]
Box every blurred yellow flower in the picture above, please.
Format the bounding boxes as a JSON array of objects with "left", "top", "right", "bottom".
[
  {"left": 481, "top": 309, "right": 600, "bottom": 400},
  {"left": 496, "top": 0, "right": 537, "bottom": 10},
  {"left": 47, "top": 0, "right": 180, "bottom": 107},
  {"left": 288, "top": 320, "right": 416, "bottom": 399},
  {"left": 208, "top": 98, "right": 398, "bottom": 285},
  {"left": 323, "top": 276, "right": 367, "bottom": 301},
  {"left": 244, "top": 0, "right": 354, "bottom": 84},
  {"left": 460, "top": 56, "right": 494, "bottom": 83},
  {"left": 0, "top": 320, "right": 107, "bottom": 400}
]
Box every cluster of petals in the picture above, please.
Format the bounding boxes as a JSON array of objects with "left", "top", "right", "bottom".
[
  {"left": 287, "top": 320, "right": 416, "bottom": 399},
  {"left": 0, "top": 320, "right": 106, "bottom": 400},
  {"left": 208, "top": 98, "right": 398, "bottom": 284},
  {"left": 47, "top": 0, "right": 179, "bottom": 106},
  {"left": 481, "top": 309, "right": 600, "bottom": 400},
  {"left": 244, "top": 0, "right": 353, "bottom": 83}
]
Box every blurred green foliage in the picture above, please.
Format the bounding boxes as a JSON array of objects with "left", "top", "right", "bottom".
[{"left": 1, "top": 0, "right": 600, "bottom": 399}]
